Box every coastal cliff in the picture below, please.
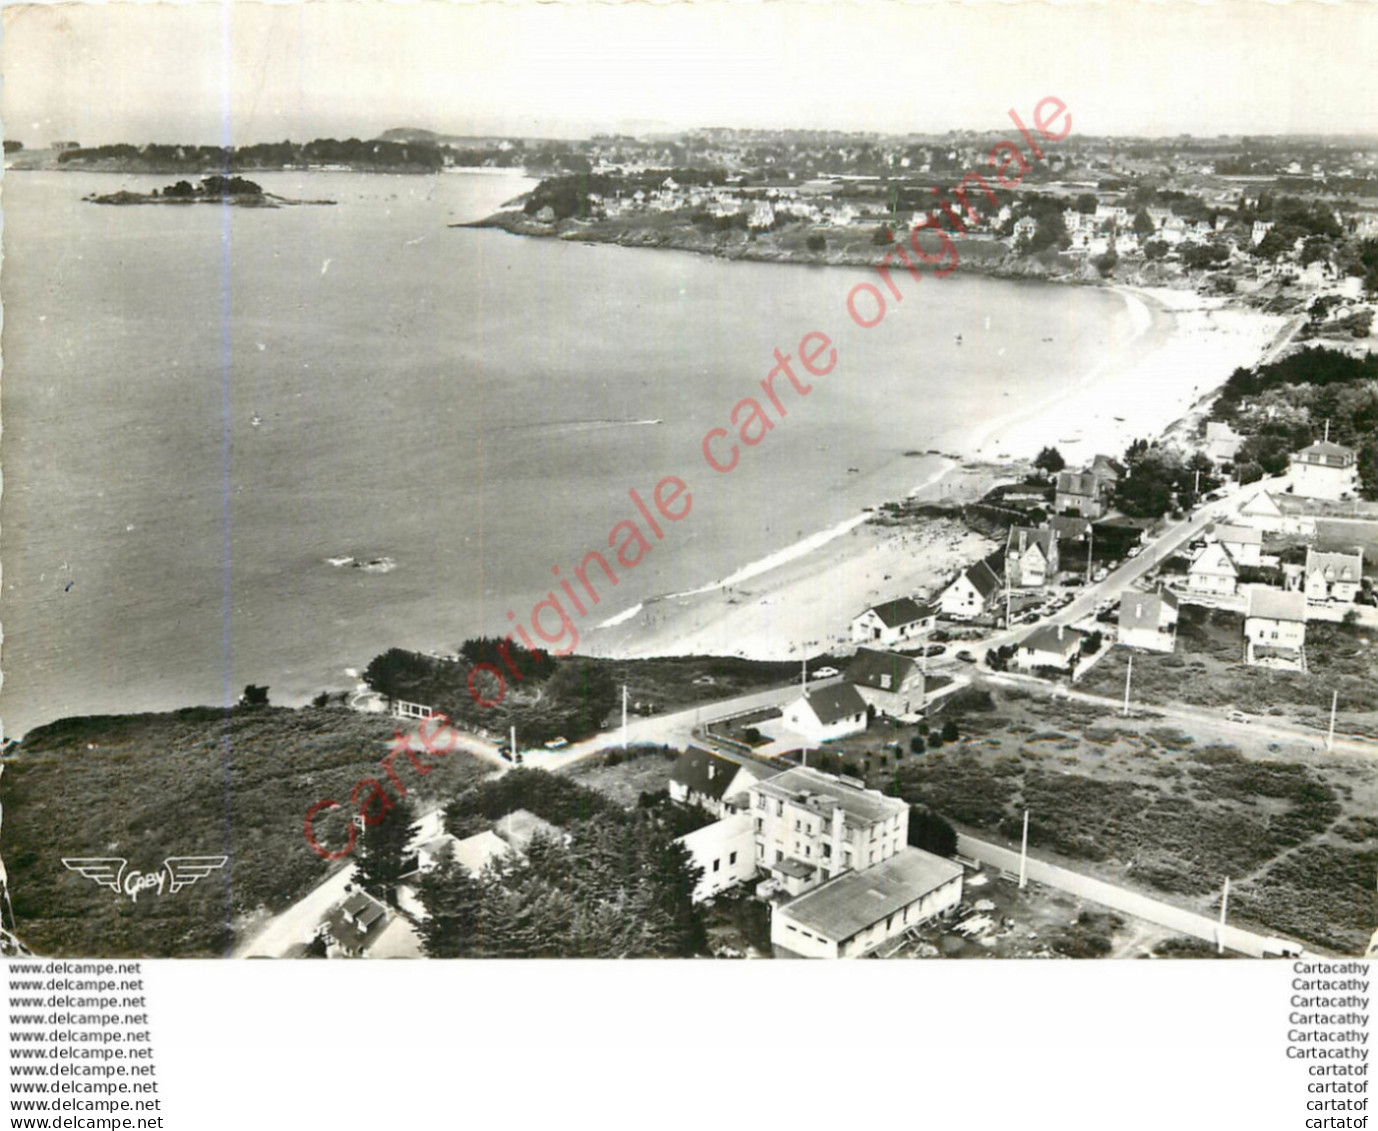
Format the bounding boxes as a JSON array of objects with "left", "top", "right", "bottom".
[{"left": 461, "top": 209, "right": 1238, "bottom": 297}]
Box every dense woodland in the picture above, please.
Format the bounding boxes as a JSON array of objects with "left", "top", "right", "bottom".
[
  {"left": 1209, "top": 347, "right": 1378, "bottom": 496},
  {"left": 57, "top": 138, "right": 446, "bottom": 172},
  {"left": 410, "top": 768, "right": 706, "bottom": 958}
]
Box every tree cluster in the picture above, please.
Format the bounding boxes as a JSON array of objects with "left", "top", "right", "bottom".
[
  {"left": 907, "top": 807, "right": 958, "bottom": 857},
  {"left": 1113, "top": 440, "right": 1219, "bottom": 517},
  {"left": 418, "top": 771, "right": 706, "bottom": 959},
  {"left": 1209, "top": 348, "right": 1378, "bottom": 500},
  {"left": 59, "top": 138, "right": 444, "bottom": 172}
]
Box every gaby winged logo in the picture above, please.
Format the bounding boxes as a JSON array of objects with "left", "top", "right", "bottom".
[{"left": 62, "top": 857, "right": 229, "bottom": 903}]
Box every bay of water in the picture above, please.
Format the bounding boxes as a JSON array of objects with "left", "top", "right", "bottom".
[{"left": 0, "top": 170, "right": 1142, "bottom": 736}]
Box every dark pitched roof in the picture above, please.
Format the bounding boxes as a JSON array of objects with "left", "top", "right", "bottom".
[
  {"left": 341, "top": 890, "right": 388, "bottom": 929},
  {"left": 669, "top": 747, "right": 744, "bottom": 801},
  {"left": 1055, "top": 471, "right": 1099, "bottom": 497},
  {"left": 861, "top": 597, "right": 930, "bottom": 628},
  {"left": 1090, "top": 454, "right": 1125, "bottom": 481},
  {"left": 327, "top": 890, "right": 390, "bottom": 953},
  {"left": 960, "top": 559, "right": 1003, "bottom": 599},
  {"left": 1049, "top": 515, "right": 1092, "bottom": 540},
  {"left": 1007, "top": 526, "right": 1056, "bottom": 558},
  {"left": 1295, "top": 440, "right": 1356, "bottom": 464},
  {"left": 1021, "top": 624, "right": 1084, "bottom": 656},
  {"left": 1118, "top": 590, "right": 1176, "bottom": 631},
  {"left": 796, "top": 682, "right": 868, "bottom": 725},
  {"left": 845, "top": 648, "right": 923, "bottom": 692}
]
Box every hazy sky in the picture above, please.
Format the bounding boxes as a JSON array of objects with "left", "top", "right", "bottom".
[{"left": 3, "top": 0, "right": 1376, "bottom": 148}]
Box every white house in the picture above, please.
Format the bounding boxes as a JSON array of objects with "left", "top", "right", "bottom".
[
  {"left": 677, "top": 813, "right": 757, "bottom": 904},
  {"left": 1016, "top": 624, "right": 1084, "bottom": 672},
  {"left": 939, "top": 559, "right": 1003, "bottom": 619},
  {"left": 1006, "top": 527, "right": 1060, "bottom": 588},
  {"left": 781, "top": 683, "right": 869, "bottom": 742},
  {"left": 668, "top": 747, "right": 770, "bottom": 819},
  {"left": 1243, "top": 587, "right": 1307, "bottom": 671},
  {"left": 1212, "top": 524, "right": 1263, "bottom": 567},
  {"left": 850, "top": 597, "right": 937, "bottom": 646},
  {"left": 1238, "top": 491, "right": 1318, "bottom": 536},
  {"left": 1303, "top": 549, "right": 1364, "bottom": 605},
  {"left": 1118, "top": 588, "right": 1180, "bottom": 653},
  {"left": 844, "top": 648, "right": 926, "bottom": 718},
  {"left": 1188, "top": 543, "right": 1240, "bottom": 597},
  {"left": 1290, "top": 440, "right": 1359, "bottom": 500}
]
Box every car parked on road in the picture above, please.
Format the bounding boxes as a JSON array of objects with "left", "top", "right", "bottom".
[{"left": 811, "top": 666, "right": 839, "bottom": 679}]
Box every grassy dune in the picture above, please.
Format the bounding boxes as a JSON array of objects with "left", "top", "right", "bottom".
[{"left": 1, "top": 706, "right": 488, "bottom": 957}]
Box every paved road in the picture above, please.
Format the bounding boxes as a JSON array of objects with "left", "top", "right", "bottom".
[
  {"left": 231, "top": 863, "right": 355, "bottom": 958},
  {"left": 955, "top": 833, "right": 1299, "bottom": 958},
  {"left": 535, "top": 679, "right": 815, "bottom": 771},
  {"left": 968, "top": 475, "right": 1289, "bottom": 663}
]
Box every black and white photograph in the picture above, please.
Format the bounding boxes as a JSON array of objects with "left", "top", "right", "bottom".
[
  {"left": 3, "top": 0, "right": 1376, "bottom": 964},
  {"left": 0, "top": 0, "right": 1374, "bottom": 1118}
]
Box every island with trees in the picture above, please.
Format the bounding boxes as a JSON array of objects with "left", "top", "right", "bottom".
[{"left": 85, "top": 174, "right": 334, "bottom": 208}]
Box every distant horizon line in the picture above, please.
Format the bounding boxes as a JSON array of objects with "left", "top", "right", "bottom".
[{"left": 15, "top": 127, "right": 1378, "bottom": 150}]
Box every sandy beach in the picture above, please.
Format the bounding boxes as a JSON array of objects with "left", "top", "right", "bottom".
[
  {"left": 585, "top": 287, "right": 1289, "bottom": 664},
  {"left": 961, "top": 286, "right": 1289, "bottom": 468}
]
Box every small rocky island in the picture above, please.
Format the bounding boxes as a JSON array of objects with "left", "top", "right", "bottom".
[{"left": 86, "top": 175, "right": 334, "bottom": 208}]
